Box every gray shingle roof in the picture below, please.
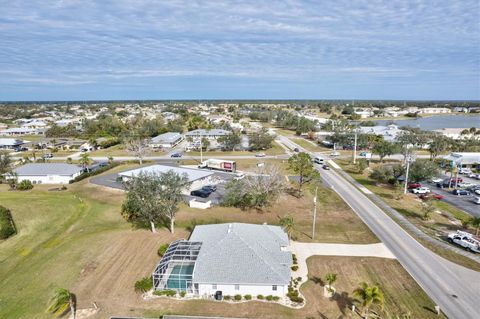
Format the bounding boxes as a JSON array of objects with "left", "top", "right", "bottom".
[
  {"left": 13, "top": 163, "right": 83, "bottom": 176},
  {"left": 189, "top": 223, "right": 291, "bottom": 285},
  {"left": 151, "top": 132, "right": 183, "bottom": 144},
  {"left": 119, "top": 165, "right": 213, "bottom": 182},
  {"left": 0, "top": 138, "right": 24, "bottom": 146}
]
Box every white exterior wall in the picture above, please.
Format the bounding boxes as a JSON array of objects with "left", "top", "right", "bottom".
[
  {"left": 16, "top": 172, "right": 81, "bottom": 184},
  {"left": 196, "top": 283, "right": 287, "bottom": 298}
]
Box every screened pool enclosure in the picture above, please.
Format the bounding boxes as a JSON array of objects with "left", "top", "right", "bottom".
[{"left": 152, "top": 239, "right": 202, "bottom": 293}]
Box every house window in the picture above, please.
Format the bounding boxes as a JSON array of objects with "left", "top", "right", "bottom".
[
  {"left": 272, "top": 285, "right": 277, "bottom": 291},
  {"left": 212, "top": 284, "right": 217, "bottom": 289},
  {"left": 235, "top": 284, "right": 240, "bottom": 290}
]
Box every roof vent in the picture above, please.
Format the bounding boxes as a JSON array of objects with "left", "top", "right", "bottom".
[{"left": 227, "top": 224, "right": 233, "bottom": 234}]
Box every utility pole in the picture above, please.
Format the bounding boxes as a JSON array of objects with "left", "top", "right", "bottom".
[
  {"left": 353, "top": 128, "right": 358, "bottom": 164},
  {"left": 403, "top": 155, "right": 412, "bottom": 194},
  {"left": 312, "top": 186, "right": 318, "bottom": 240}
]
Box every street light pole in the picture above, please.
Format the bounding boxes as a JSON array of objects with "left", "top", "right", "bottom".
[{"left": 312, "top": 186, "right": 318, "bottom": 240}]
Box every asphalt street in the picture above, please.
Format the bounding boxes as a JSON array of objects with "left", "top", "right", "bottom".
[{"left": 280, "top": 135, "right": 480, "bottom": 319}]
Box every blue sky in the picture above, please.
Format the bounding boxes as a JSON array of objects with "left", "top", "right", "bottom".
[{"left": 0, "top": 0, "right": 479, "bottom": 101}]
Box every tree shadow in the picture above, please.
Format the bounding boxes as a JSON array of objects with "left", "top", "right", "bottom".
[
  {"left": 310, "top": 275, "right": 325, "bottom": 286},
  {"left": 331, "top": 291, "right": 355, "bottom": 316}
]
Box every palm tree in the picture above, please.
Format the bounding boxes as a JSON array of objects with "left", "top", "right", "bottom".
[
  {"left": 279, "top": 215, "right": 294, "bottom": 241},
  {"left": 46, "top": 288, "right": 76, "bottom": 319},
  {"left": 353, "top": 282, "right": 384, "bottom": 318},
  {"left": 469, "top": 217, "right": 480, "bottom": 236},
  {"left": 79, "top": 153, "right": 93, "bottom": 172},
  {"left": 325, "top": 273, "right": 337, "bottom": 295}
]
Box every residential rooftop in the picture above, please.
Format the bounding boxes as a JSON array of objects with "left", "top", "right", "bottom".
[
  {"left": 12, "top": 163, "right": 83, "bottom": 176},
  {"left": 119, "top": 164, "right": 213, "bottom": 182}
]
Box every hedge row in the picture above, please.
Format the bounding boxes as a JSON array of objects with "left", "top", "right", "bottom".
[
  {"left": 0, "top": 205, "right": 16, "bottom": 239},
  {"left": 69, "top": 162, "right": 119, "bottom": 184}
]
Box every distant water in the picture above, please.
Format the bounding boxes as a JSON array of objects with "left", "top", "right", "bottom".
[{"left": 375, "top": 115, "right": 479, "bottom": 131}]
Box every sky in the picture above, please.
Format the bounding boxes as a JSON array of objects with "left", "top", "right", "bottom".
[{"left": 0, "top": 0, "right": 479, "bottom": 101}]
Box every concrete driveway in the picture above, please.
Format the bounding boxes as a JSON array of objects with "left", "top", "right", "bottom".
[{"left": 289, "top": 242, "right": 395, "bottom": 284}]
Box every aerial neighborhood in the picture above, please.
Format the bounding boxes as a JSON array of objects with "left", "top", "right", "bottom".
[{"left": 0, "top": 100, "right": 479, "bottom": 319}]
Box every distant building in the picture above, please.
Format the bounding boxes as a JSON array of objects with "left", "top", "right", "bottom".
[
  {"left": 443, "top": 152, "right": 480, "bottom": 169},
  {"left": 0, "top": 127, "right": 40, "bottom": 136},
  {"left": 0, "top": 138, "right": 25, "bottom": 150},
  {"left": 150, "top": 132, "right": 183, "bottom": 149},
  {"left": 7, "top": 163, "right": 83, "bottom": 184},
  {"left": 185, "top": 129, "right": 231, "bottom": 140},
  {"left": 153, "top": 223, "right": 292, "bottom": 298},
  {"left": 433, "top": 128, "right": 479, "bottom": 140},
  {"left": 358, "top": 124, "right": 403, "bottom": 142}
]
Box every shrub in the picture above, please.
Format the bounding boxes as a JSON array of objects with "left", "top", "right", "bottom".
[
  {"left": 289, "top": 295, "right": 304, "bottom": 303},
  {"left": 17, "top": 180, "right": 33, "bottom": 190},
  {"left": 292, "top": 253, "right": 298, "bottom": 264},
  {"left": 234, "top": 294, "right": 242, "bottom": 301},
  {"left": 266, "top": 295, "right": 273, "bottom": 301},
  {"left": 244, "top": 294, "right": 252, "bottom": 300},
  {"left": 0, "top": 205, "right": 16, "bottom": 239},
  {"left": 69, "top": 162, "right": 119, "bottom": 183},
  {"left": 134, "top": 276, "right": 153, "bottom": 293},
  {"left": 153, "top": 289, "right": 176, "bottom": 297},
  {"left": 291, "top": 265, "right": 298, "bottom": 271},
  {"left": 179, "top": 291, "right": 186, "bottom": 297},
  {"left": 257, "top": 294, "right": 264, "bottom": 300},
  {"left": 158, "top": 243, "right": 169, "bottom": 257},
  {"left": 273, "top": 296, "right": 280, "bottom": 301},
  {"left": 223, "top": 295, "right": 231, "bottom": 300}
]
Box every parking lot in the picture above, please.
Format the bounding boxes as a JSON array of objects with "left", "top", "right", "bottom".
[{"left": 420, "top": 173, "right": 480, "bottom": 217}]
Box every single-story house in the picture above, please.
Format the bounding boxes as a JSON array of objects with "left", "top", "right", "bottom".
[
  {"left": 7, "top": 163, "right": 83, "bottom": 184},
  {"left": 153, "top": 223, "right": 292, "bottom": 298},
  {"left": 442, "top": 152, "right": 480, "bottom": 169},
  {"left": 0, "top": 127, "right": 39, "bottom": 136},
  {"left": 118, "top": 165, "right": 214, "bottom": 194},
  {"left": 0, "top": 138, "right": 25, "bottom": 150},
  {"left": 150, "top": 132, "right": 184, "bottom": 149},
  {"left": 358, "top": 124, "right": 403, "bottom": 142},
  {"left": 185, "top": 129, "right": 231, "bottom": 140}
]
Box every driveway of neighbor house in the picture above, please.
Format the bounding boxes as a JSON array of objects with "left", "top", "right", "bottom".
[{"left": 289, "top": 242, "right": 395, "bottom": 283}]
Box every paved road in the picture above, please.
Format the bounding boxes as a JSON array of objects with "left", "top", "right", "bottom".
[{"left": 283, "top": 136, "right": 480, "bottom": 319}]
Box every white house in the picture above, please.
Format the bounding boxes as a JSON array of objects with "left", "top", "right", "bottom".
[
  {"left": 153, "top": 223, "right": 292, "bottom": 298},
  {"left": 0, "top": 138, "right": 25, "bottom": 150},
  {"left": 8, "top": 163, "right": 83, "bottom": 184},
  {"left": 358, "top": 124, "right": 404, "bottom": 142},
  {"left": 185, "top": 129, "right": 231, "bottom": 140},
  {"left": 443, "top": 152, "right": 480, "bottom": 169},
  {"left": 150, "top": 132, "right": 184, "bottom": 149},
  {"left": 118, "top": 164, "right": 214, "bottom": 194}
]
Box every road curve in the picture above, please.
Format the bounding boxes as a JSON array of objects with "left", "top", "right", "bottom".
[{"left": 280, "top": 135, "right": 480, "bottom": 319}]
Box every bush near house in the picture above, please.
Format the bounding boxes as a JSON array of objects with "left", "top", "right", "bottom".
[
  {"left": 266, "top": 295, "right": 274, "bottom": 301},
  {"left": 17, "top": 180, "right": 33, "bottom": 191},
  {"left": 291, "top": 265, "right": 299, "bottom": 271},
  {"left": 257, "top": 294, "right": 264, "bottom": 300},
  {"left": 179, "top": 291, "right": 186, "bottom": 297},
  {"left": 153, "top": 289, "right": 176, "bottom": 297},
  {"left": 0, "top": 205, "right": 16, "bottom": 239},
  {"left": 234, "top": 294, "right": 242, "bottom": 301},
  {"left": 134, "top": 276, "right": 153, "bottom": 293},
  {"left": 244, "top": 294, "right": 252, "bottom": 300},
  {"left": 69, "top": 162, "right": 119, "bottom": 184},
  {"left": 157, "top": 243, "right": 169, "bottom": 257},
  {"left": 223, "top": 295, "right": 231, "bottom": 300}
]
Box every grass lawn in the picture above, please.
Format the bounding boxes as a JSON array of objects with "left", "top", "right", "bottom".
[
  {"left": 291, "top": 138, "right": 332, "bottom": 152},
  {"left": 89, "top": 144, "right": 168, "bottom": 157},
  {"left": 334, "top": 158, "right": 480, "bottom": 271},
  {"left": 0, "top": 163, "right": 435, "bottom": 319}
]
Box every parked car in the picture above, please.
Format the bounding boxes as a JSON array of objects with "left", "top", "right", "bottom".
[
  {"left": 322, "top": 164, "right": 330, "bottom": 170},
  {"left": 202, "top": 185, "right": 217, "bottom": 193},
  {"left": 472, "top": 197, "right": 480, "bottom": 205},
  {"left": 255, "top": 152, "right": 266, "bottom": 157},
  {"left": 407, "top": 183, "right": 422, "bottom": 189},
  {"left": 330, "top": 151, "right": 340, "bottom": 157},
  {"left": 458, "top": 182, "right": 476, "bottom": 188},
  {"left": 419, "top": 193, "right": 444, "bottom": 200},
  {"left": 170, "top": 152, "right": 182, "bottom": 158},
  {"left": 448, "top": 177, "right": 464, "bottom": 184},
  {"left": 314, "top": 157, "right": 324, "bottom": 164},
  {"left": 452, "top": 189, "right": 470, "bottom": 196},
  {"left": 474, "top": 189, "right": 480, "bottom": 195},
  {"left": 468, "top": 173, "right": 477, "bottom": 178},
  {"left": 447, "top": 230, "right": 480, "bottom": 253},
  {"left": 459, "top": 168, "right": 472, "bottom": 174},
  {"left": 42, "top": 153, "right": 53, "bottom": 159},
  {"left": 430, "top": 177, "right": 443, "bottom": 183},
  {"left": 190, "top": 189, "right": 211, "bottom": 198},
  {"left": 412, "top": 187, "right": 430, "bottom": 194},
  {"left": 293, "top": 147, "right": 300, "bottom": 152}
]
